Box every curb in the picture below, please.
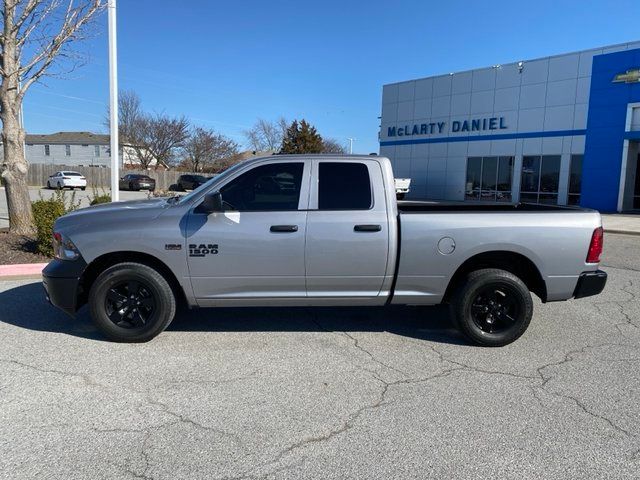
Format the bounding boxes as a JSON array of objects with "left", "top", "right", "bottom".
[
  {"left": 0, "top": 263, "right": 48, "bottom": 278},
  {"left": 604, "top": 229, "right": 640, "bottom": 237}
]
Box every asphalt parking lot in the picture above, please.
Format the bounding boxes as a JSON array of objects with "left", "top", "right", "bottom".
[{"left": 0, "top": 233, "right": 639, "bottom": 479}]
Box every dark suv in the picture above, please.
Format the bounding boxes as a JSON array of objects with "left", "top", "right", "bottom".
[
  {"left": 177, "top": 174, "right": 210, "bottom": 191},
  {"left": 119, "top": 174, "right": 156, "bottom": 191}
]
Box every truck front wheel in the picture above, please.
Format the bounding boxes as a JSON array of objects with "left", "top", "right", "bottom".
[
  {"left": 451, "top": 268, "right": 533, "bottom": 347},
  {"left": 88, "top": 262, "right": 176, "bottom": 342}
]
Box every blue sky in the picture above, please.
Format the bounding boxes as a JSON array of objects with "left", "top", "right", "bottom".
[{"left": 23, "top": 0, "right": 640, "bottom": 154}]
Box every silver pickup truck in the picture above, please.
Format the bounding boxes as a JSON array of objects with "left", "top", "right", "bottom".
[{"left": 43, "top": 154, "right": 607, "bottom": 346}]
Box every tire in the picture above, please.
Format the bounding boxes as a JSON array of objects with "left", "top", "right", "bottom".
[
  {"left": 47, "top": 181, "right": 51, "bottom": 189},
  {"left": 88, "top": 262, "right": 176, "bottom": 342},
  {"left": 451, "top": 268, "right": 533, "bottom": 347},
  {"left": 81, "top": 187, "right": 86, "bottom": 191}
]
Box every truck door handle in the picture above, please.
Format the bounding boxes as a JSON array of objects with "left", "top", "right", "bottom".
[
  {"left": 354, "top": 224, "right": 382, "bottom": 232},
  {"left": 270, "top": 225, "right": 298, "bottom": 233}
]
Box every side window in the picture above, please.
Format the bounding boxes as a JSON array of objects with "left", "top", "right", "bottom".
[
  {"left": 318, "top": 162, "right": 372, "bottom": 210},
  {"left": 220, "top": 162, "right": 304, "bottom": 211}
]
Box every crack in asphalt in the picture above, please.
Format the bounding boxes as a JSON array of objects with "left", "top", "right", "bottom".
[
  {"left": 304, "top": 309, "right": 408, "bottom": 379},
  {"left": 602, "top": 263, "right": 640, "bottom": 273},
  {"left": 0, "top": 358, "right": 103, "bottom": 389},
  {"left": 225, "top": 367, "right": 464, "bottom": 480},
  {"left": 593, "top": 280, "right": 639, "bottom": 335},
  {"left": 534, "top": 343, "right": 638, "bottom": 440}
]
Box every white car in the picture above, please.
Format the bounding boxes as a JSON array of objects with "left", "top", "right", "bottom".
[{"left": 47, "top": 171, "right": 87, "bottom": 190}]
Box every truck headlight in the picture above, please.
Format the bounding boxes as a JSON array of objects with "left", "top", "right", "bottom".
[{"left": 52, "top": 232, "right": 80, "bottom": 260}]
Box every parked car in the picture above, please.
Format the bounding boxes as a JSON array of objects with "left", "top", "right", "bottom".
[
  {"left": 119, "top": 174, "right": 156, "bottom": 191},
  {"left": 43, "top": 154, "right": 606, "bottom": 346},
  {"left": 177, "top": 174, "right": 210, "bottom": 191},
  {"left": 47, "top": 171, "right": 87, "bottom": 190}
]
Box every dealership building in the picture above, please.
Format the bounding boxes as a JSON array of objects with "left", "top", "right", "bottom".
[{"left": 379, "top": 41, "right": 640, "bottom": 211}]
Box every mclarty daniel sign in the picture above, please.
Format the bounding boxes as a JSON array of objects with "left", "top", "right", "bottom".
[{"left": 387, "top": 116, "right": 508, "bottom": 137}]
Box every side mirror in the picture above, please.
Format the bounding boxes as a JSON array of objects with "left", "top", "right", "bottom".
[{"left": 196, "top": 191, "right": 223, "bottom": 214}]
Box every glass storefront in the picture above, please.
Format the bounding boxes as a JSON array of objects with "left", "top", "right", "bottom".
[
  {"left": 465, "top": 156, "right": 513, "bottom": 202},
  {"left": 520, "top": 155, "right": 561, "bottom": 204},
  {"left": 568, "top": 154, "right": 583, "bottom": 206}
]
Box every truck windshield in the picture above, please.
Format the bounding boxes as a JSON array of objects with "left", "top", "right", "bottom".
[{"left": 176, "top": 160, "right": 249, "bottom": 204}]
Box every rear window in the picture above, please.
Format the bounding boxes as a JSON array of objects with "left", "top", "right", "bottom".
[
  {"left": 318, "top": 162, "right": 372, "bottom": 210},
  {"left": 63, "top": 172, "right": 82, "bottom": 176}
]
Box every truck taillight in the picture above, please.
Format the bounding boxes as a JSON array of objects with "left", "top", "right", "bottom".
[{"left": 586, "top": 227, "right": 603, "bottom": 264}]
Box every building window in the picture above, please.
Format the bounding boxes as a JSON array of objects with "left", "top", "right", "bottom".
[
  {"left": 520, "top": 155, "right": 561, "bottom": 204},
  {"left": 94, "top": 145, "right": 100, "bottom": 157},
  {"left": 65, "top": 145, "right": 71, "bottom": 156},
  {"left": 44, "top": 145, "right": 50, "bottom": 156},
  {"left": 465, "top": 156, "right": 513, "bottom": 202},
  {"left": 568, "top": 154, "right": 583, "bottom": 206}
]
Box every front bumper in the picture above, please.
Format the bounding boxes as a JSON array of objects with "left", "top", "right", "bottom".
[
  {"left": 42, "top": 257, "right": 87, "bottom": 316},
  {"left": 573, "top": 270, "right": 607, "bottom": 299}
]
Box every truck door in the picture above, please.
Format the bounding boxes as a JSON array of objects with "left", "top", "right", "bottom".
[
  {"left": 186, "top": 160, "right": 310, "bottom": 303},
  {"left": 305, "top": 160, "right": 390, "bottom": 298}
]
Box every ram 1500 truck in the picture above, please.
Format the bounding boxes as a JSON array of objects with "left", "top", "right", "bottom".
[{"left": 42, "top": 155, "right": 607, "bottom": 346}]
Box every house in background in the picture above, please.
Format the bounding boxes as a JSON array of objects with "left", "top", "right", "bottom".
[
  {"left": 2, "top": 131, "right": 156, "bottom": 169},
  {"left": 25, "top": 132, "right": 111, "bottom": 167}
]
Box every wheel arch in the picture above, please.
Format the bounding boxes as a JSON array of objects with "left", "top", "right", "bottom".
[
  {"left": 78, "top": 251, "right": 187, "bottom": 309},
  {"left": 443, "top": 250, "right": 547, "bottom": 303}
]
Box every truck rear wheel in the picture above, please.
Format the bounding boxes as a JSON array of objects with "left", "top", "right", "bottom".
[
  {"left": 451, "top": 268, "right": 533, "bottom": 347},
  {"left": 88, "top": 262, "right": 176, "bottom": 342}
]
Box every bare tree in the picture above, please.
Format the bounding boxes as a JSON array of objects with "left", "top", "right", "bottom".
[
  {"left": 182, "top": 126, "right": 238, "bottom": 172},
  {"left": 1, "top": 0, "right": 105, "bottom": 234},
  {"left": 104, "top": 89, "right": 143, "bottom": 144},
  {"left": 322, "top": 138, "right": 346, "bottom": 154},
  {"left": 135, "top": 113, "right": 189, "bottom": 169},
  {"left": 243, "top": 117, "right": 287, "bottom": 152}
]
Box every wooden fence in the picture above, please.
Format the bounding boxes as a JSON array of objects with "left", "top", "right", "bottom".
[{"left": 26, "top": 164, "right": 199, "bottom": 191}]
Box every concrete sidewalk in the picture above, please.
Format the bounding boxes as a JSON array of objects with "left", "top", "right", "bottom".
[{"left": 601, "top": 214, "right": 640, "bottom": 236}]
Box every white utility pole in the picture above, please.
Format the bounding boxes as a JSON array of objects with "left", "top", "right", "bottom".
[
  {"left": 347, "top": 137, "right": 355, "bottom": 155},
  {"left": 108, "top": 0, "right": 119, "bottom": 201}
]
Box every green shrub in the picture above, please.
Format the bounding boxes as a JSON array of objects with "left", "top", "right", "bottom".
[
  {"left": 90, "top": 194, "right": 111, "bottom": 205},
  {"left": 88, "top": 185, "right": 111, "bottom": 205},
  {"left": 32, "top": 190, "right": 80, "bottom": 257}
]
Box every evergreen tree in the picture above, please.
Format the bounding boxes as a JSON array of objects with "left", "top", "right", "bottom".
[{"left": 280, "top": 119, "right": 324, "bottom": 154}]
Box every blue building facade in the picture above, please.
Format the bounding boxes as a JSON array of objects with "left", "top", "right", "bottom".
[{"left": 380, "top": 41, "right": 640, "bottom": 212}]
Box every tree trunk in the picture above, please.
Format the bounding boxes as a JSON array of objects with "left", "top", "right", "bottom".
[
  {"left": 1, "top": 1, "right": 35, "bottom": 235},
  {"left": 0, "top": 102, "right": 33, "bottom": 235}
]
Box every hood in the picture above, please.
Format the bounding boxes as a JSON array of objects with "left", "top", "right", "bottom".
[{"left": 55, "top": 198, "right": 169, "bottom": 231}]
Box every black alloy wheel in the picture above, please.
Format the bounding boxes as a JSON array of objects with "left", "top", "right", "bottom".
[
  {"left": 105, "top": 279, "right": 156, "bottom": 329},
  {"left": 88, "top": 262, "right": 177, "bottom": 342},
  {"left": 469, "top": 284, "right": 521, "bottom": 334},
  {"left": 452, "top": 268, "right": 533, "bottom": 347}
]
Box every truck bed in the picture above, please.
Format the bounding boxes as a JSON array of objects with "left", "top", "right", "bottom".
[
  {"left": 392, "top": 202, "right": 602, "bottom": 305},
  {"left": 398, "top": 200, "right": 592, "bottom": 213}
]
